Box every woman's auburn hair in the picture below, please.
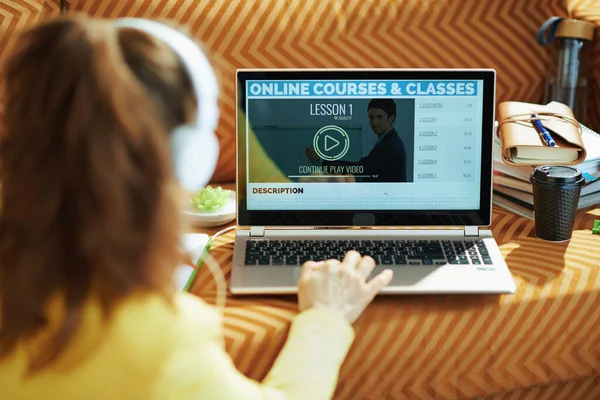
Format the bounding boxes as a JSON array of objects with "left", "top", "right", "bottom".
[{"left": 0, "top": 15, "right": 196, "bottom": 374}]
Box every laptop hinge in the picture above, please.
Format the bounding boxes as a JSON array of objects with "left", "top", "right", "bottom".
[
  {"left": 249, "top": 226, "right": 265, "bottom": 238},
  {"left": 464, "top": 226, "right": 479, "bottom": 238}
]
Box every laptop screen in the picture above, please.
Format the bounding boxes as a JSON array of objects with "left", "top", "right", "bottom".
[{"left": 236, "top": 70, "right": 495, "bottom": 227}]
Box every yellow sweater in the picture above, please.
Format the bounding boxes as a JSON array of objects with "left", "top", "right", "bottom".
[{"left": 0, "top": 292, "right": 354, "bottom": 399}]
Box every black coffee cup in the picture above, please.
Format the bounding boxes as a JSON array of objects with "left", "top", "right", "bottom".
[{"left": 530, "top": 166, "right": 585, "bottom": 242}]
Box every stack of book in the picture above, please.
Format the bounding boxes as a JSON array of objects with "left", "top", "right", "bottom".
[{"left": 493, "top": 124, "right": 600, "bottom": 219}]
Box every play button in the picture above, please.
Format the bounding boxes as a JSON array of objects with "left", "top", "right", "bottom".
[
  {"left": 324, "top": 135, "right": 340, "bottom": 151},
  {"left": 313, "top": 125, "right": 350, "bottom": 161}
]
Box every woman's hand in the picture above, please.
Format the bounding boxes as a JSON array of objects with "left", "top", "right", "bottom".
[{"left": 297, "top": 251, "right": 393, "bottom": 324}]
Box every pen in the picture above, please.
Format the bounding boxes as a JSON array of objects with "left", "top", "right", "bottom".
[{"left": 531, "top": 114, "right": 556, "bottom": 147}]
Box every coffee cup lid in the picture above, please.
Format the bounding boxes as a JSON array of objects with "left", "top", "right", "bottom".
[{"left": 530, "top": 165, "right": 585, "bottom": 186}]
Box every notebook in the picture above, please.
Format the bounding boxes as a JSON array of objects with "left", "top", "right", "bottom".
[
  {"left": 231, "top": 69, "right": 515, "bottom": 295},
  {"left": 580, "top": 122, "right": 600, "bottom": 165},
  {"left": 493, "top": 185, "right": 600, "bottom": 220},
  {"left": 493, "top": 130, "right": 600, "bottom": 182},
  {"left": 494, "top": 170, "right": 600, "bottom": 197},
  {"left": 497, "top": 101, "right": 587, "bottom": 165}
]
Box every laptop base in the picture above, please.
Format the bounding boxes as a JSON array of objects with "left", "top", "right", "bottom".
[{"left": 230, "top": 229, "right": 516, "bottom": 295}]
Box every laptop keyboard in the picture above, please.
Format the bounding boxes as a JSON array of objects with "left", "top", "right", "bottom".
[{"left": 244, "top": 239, "right": 492, "bottom": 266}]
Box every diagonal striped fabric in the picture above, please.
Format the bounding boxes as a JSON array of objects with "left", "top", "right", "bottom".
[
  {"left": 192, "top": 205, "right": 600, "bottom": 400},
  {"left": 28, "top": 0, "right": 599, "bottom": 183},
  {"left": 480, "top": 375, "right": 600, "bottom": 400},
  {"left": 1, "top": 1, "right": 599, "bottom": 398},
  {"left": 3, "top": 1, "right": 600, "bottom": 183}
]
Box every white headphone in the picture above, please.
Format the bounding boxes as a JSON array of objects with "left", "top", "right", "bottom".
[{"left": 114, "top": 18, "right": 220, "bottom": 192}]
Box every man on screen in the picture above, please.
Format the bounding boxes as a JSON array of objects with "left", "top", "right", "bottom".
[{"left": 305, "top": 98, "right": 407, "bottom": 182}]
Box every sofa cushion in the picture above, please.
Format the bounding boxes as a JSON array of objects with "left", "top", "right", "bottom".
[{"left": 62, "top": 0, "right": 578, "bottom": 182}]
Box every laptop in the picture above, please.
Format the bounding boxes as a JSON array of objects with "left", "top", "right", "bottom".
[{"left": 230, "top": 69, "right": 516, "bottom": 295}]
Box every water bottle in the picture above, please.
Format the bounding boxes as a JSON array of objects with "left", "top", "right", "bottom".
[{"left": 537, "top": 17, "right": 594, "bottom": 124}]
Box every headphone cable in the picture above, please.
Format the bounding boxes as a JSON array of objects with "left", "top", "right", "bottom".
[{"left": 185, "top": 225, "right": 236, "bottom": 308}]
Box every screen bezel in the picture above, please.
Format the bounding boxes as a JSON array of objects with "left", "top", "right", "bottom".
[{"left": 236, "top": 69, "right": 495, "bottom": 227}]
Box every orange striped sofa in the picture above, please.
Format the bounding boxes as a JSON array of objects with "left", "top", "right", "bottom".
[
  {"left": 2, "top": 1, "right": 600, "bottom": 399},
  {"left": 3, "top": 1, "right": 600, "bottom": 184}
]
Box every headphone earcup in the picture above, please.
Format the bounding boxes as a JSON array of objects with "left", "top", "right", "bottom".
[
  {"left": 114, "top": 18, "right": 221, "bottom": 192},
  {"left": 170, "top": 125, "right": 219, "bottom": 192}
]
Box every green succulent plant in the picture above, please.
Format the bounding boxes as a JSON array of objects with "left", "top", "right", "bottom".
[{"left": 190, "top": 186, "right": 232, "bottom": 211}]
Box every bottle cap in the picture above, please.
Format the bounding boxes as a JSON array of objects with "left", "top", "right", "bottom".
[
  {"left": 555, "top": 19, "right": 595, "bottom": 41},
  {"left": 530, "top": 165, "right": 585, "bottom": 188}
]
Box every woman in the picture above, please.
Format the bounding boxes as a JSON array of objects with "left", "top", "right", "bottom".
[{"left": 0, "top": 15, "right": 393, "bottom": 399}]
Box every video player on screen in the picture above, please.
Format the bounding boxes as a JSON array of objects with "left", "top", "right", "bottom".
[{"left": 305, "top": 98, "right": 407, "bottom": 182}]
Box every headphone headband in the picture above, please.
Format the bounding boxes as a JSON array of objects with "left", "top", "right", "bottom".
[
  {"left": 114, "top": 18, "right": 219, "bottom": 132},
  {"left": 113, "top": 18, "right": 220, "bottom": 191}
]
